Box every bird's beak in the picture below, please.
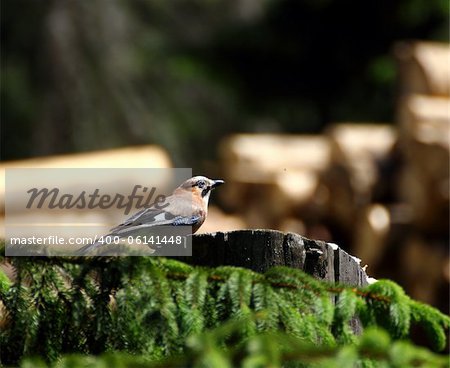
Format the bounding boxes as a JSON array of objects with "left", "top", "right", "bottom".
[{"left": 211, "top": 179, "right": 225, "bottom": 189}]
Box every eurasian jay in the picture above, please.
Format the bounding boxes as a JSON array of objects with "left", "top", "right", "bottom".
[{"left": 78, "top": 176, "right": 224, "bottom": 254}]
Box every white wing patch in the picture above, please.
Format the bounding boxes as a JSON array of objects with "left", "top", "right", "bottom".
[{"left": 153, "top": 212, "right": 168, "bottom": 222}]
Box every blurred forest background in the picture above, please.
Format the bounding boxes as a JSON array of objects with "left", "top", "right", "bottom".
[
  {"left": 1, "top": 0, "right": 449, "bottom": 315},
  {"left": 2, "top": 0, "right": 448, "bottom": 164}
]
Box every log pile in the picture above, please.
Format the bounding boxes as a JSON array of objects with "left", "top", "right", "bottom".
[
  {"left": 394, "top": 43, "right": 449, "bottom": 235},
  {"left": 219, "top": 134, "right": 330, "bottom": 231},
  {"left": 215, "top": 41, "right": 449, "bottom": 313},
  {"left": 390, "top": 41, "right": 450, "bottom": 314},
  {"left": 0, "top": 146, "right": 173, "bottom": 239}
]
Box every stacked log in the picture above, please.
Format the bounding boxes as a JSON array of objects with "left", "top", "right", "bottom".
[
  {"left": 0, "top": 146, "right": 172, "bottom": 239},
  {"left": 219, "top": 134, "right": 330, "bottom": 230},
  {"left": 216, "top": 41, "right": 449, "bottom": 313},
  {"left": 393, "top": 41, "right": 450, "bottom": 97},
  {"left": 397, "top": 94, "right": 449, "bottom": 234},
  {"left": 395, "top": 42, "right": 449, "bottom": 234},
  {"left": 391, "top": 41, "right": 450, "bottom": 314},
  {"left": 319, "top": 123, "right": 397, "bottom": 243}
]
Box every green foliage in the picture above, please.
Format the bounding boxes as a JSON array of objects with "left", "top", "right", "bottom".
[
  {"left": 361, "top": 280, "right": 411, "bottom": 339},
  {"left": 410, "top": 300, "right": 450, "bottom": 352},
  {"left": 1, "top": 255, "right": 449, "bottom": 367},
  {"left": 19, "top": 327, "right": 450, "bottom": 368},
  {"left": 333, "top": 289, "right": 358, "bottom": 344}
]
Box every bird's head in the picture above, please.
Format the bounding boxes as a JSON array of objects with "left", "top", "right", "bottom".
[{"left": 179, "top": 176, "right": 225, "bottom": 202}]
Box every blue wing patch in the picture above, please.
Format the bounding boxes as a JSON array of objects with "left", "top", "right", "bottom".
[{"left": 172, "top": 215, "right": 201, "bottom": 226}]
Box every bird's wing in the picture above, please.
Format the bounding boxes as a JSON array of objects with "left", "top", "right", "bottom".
[
  {"left": 109, "top": 193, "right": 203, "bottom": 235},
  {"left": 109, "top": 206, "right": 175, "bottom": 233},
  {"left": 77, "top": 192, "right": 203, "bottom": 255}
]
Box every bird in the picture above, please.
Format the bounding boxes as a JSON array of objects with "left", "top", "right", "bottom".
[{"left": 78, "top": 176, "right": 224, "bottom": 255}]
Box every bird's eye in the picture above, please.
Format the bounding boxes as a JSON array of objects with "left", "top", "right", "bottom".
[{"left": 197, "top": 180, "right": 206, "bottom": 189}]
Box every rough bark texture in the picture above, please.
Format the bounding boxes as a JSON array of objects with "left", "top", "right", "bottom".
[{"left": 185, "top": 230, "right": 367, "bottom": 286}]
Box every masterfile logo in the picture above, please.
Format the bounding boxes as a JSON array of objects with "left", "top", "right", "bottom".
[
  {"left": 26, "top": 185, "right": 168, "bottom": 215},
  {"left": 5, "top": 168, "right": 193, "bottom": 256}
]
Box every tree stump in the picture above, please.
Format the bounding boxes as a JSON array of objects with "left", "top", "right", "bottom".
[
  {"left": 180, "top": 229, "right": 369, "bottom": 333},
  {"left": 187, "top": 230, "right": 367, "bottom": 285}
]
